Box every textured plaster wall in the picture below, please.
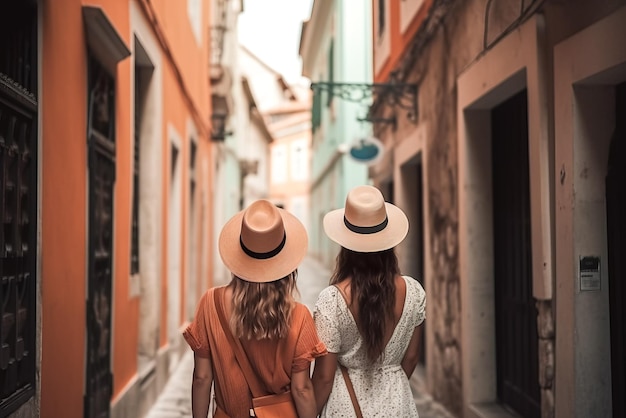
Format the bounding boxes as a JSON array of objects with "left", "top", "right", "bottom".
[{"left": 385, "top": 0, "right": 521, "bottom": 414}]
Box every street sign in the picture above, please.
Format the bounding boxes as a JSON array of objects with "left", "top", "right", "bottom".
[{"left": 348, "top": 137, "right": 385, "bottom": 165}]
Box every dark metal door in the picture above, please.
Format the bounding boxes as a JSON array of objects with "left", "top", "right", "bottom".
[
  {"left": 84, "top": 57, "right": 115, "bottom": 418},
  {"left": 0, "top": 3, "right": 38, "bottom": 416},
  {"left": 492, "top": 90, "right": 540, "bottom": 417},
  {"left": 607, "top": 81, "right": 626, "bottom": 418}
]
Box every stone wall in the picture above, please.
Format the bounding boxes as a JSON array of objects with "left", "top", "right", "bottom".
[{"left": 374, "top": 0, "right": 624, "bottom": 415}]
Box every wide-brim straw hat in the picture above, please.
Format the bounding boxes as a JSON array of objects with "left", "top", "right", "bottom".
[
  {"left": 323, "top": 185, "right": 409, "bottom": 252},
  {"left": 219, "top": 200, "right": 308, "bottom": 283}
]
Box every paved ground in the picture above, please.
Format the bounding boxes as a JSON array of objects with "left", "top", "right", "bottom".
[{"left": 145, "top": 256, "right": 456, "bottom": 417}]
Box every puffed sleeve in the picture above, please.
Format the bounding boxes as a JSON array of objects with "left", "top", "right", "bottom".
[
  {"left": 182, "top": 290, "right": 211, "bottom": 358},
  {"left": 292, "top": 304, "right": 328, "bottom": 372},
  {"left": 314, "top": 286, "right": 342, "bottom": 353},
  {"left": 406, "top": 277, "right": 426, "bottom": 328}
]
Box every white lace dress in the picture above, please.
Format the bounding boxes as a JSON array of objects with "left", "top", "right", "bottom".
[{"left": 314, "top": 275, "right": 426, "bottom": 418}]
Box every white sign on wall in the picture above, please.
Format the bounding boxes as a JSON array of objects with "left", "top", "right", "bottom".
[{"left": 579, "top": 256, "right": 601, "bottom": 291}]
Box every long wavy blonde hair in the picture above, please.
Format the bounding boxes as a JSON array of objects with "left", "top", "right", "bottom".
[{"left": 230, "top": 270, "right": 299, "bottom": 340}]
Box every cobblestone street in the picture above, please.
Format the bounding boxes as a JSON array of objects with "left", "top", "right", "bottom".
[{"left": 146, "top": 256, "right": 455, "bottom": 418}]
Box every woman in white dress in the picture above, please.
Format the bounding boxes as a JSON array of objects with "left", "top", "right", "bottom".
[{"left": 312, "top": 185, "right": 426, "bottom": 417}]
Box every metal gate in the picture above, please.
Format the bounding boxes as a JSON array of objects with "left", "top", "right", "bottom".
[
  {"left": 84, "top": 56, "right": 115, "bottom": 418},
  {"left": 491, "top": 90, "right": 540, "bottom": 417},
  {"left": 607, "top": 81, "right": 626, "bottom": 418},
  {"left": 0, "top": 2, "right": 38, "bottom": 416}
]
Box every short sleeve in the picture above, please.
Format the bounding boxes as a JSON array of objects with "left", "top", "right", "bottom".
[
  {"left": 291, "top": 305, "right": 327, "bottom": 372},
  {"left": 182, "top": 290, "right": 211, "bottom": 358},
  {"left": 405, "top": 277, "right": 426, "bottom": 328},
  {"left": 314, "top": 286, "right": 342, "bottom": 353}
]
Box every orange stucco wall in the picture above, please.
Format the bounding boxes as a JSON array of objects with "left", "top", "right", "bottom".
[
  {"left": 42, "top": 0, "right": 140, "bottom": 413},
  {"left": 41, "top": 1, "right": 89, "bottom": 416},
  {"left": 41, "top": 0, "right": 212, "bottom": 415},
  {"left": 374, "top": 0, "right": 433, "bottom": 83},
  {"left": 146, "top": 0, "right": 211, "bottom": 347}
]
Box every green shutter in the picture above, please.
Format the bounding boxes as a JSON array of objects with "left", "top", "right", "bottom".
[{"left": 312, "top": 88, "right": 321, "bottom": 133}]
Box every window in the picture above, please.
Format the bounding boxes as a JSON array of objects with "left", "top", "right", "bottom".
[
  {"left": 290, "top": 139, "right": 308, "bottom": 181},
  {"left": 82, "top": 7, "right": 129, "bottom": 416},
  {"left": 131, "top": 68, "right": 141, "bottom": 275},
  {"left": 271, "top": 145, "right": 287, "bottom": 183},
  {"left": 187, "top": 0, "right": 202, "bottom": 44},
  {"left": 378, "top": 0, "right": 386, "bottom": 36}
]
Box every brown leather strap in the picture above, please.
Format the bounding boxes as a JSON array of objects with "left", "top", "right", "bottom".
[
  {"left": 340, "top": 365, "right": 363, "bottom": 418},
  {"left": 214, "top": 287, "right": 265, "bottom": 397}
]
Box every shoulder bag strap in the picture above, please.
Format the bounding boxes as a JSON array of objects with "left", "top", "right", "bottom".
[
  {"left": 214, "top": 287, "right": 265, "bottom": 398},
  {"left": 339, "top": 364, "right": 363, "bottom": 418}
]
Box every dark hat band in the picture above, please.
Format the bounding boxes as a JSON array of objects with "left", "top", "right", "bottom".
[
  {"left": 240, "top": 233, "right": 286, "bottom": 259},
  {"left": 344, "top": 216, "right": 388, "bottom": 234}
]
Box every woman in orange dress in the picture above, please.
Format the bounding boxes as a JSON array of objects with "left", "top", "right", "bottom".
[{"left": 183, "top": 200, "right": 327, "bottom": 417}]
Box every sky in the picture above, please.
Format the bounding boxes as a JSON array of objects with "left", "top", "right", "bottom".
[{"left": 238, "top": 0, "right": 314, "bottom": 85}]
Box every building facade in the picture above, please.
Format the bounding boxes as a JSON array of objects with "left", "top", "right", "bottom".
[
  {"left": 267, "top": 99, "right": 313, "bottom": 233},
  {"left": 0, "top": 0, "right": 214, "bottom": 416},
  {"left": 211, "top": 31, "right": 302, "bottom": 285},
  {"left": 369, "top": 0, "right": 626, "bottom": 417},
  {"left": 299, "top": 0, "right": 372, "bottom": 269}
]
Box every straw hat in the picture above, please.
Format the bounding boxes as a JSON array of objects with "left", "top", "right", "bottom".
[
  {"left": 323, "top": 185, "right": 409, "bottom": 252},
  {"left": 219, "top": 200, "right": 308, "bottom": 283}
]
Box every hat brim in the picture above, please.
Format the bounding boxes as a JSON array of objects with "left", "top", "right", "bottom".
[
  {"left": 323, "top": 202, "right": 409, "bottom": 252},
  {"left": 219, "top": 208, "right": 308, "bottom": 283}
]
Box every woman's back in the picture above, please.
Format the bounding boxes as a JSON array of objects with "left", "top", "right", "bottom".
[
  {"left": 334, "top": 275, "right": 407, "bottom": 354},
  {"left": 314, "top": 276, "right": 425, "bottom": 417}
]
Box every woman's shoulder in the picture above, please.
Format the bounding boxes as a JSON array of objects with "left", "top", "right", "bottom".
[
  {"left": 200, "top": 285, "right": 220, "bottom": 300},
  {"left": 317, "top": 285, "right": 340, "bottom": 303},
  {"left": 313, "top": 285, "right": 344, "bottom": 317},
  {"left": 402, "top": 276, "right": 426, "bottom": 299},
  {"left": 292, "top": 301, "right": 313, "bottom": 317},
  {"left": 197, "top": 285, "right": 228, "bottom": 309},
  {"left": 401, "top": 276, "right": 426, "bottom": 322}
]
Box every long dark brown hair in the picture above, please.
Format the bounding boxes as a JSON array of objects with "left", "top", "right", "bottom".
[
  {"left": 330, "top": 247, "right": 400, "bottom": 361},
  {"left": 230, "top": 271, "right": 299, "bottom": 340}
]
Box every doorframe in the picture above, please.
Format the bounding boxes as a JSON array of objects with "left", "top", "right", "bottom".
[
  {"left": 131, "top": 0, "right": 164, "bottom": 378},
  {"left": 166, "top": 124, "right": 183, "bottom": 365},
  {"left": 554, "top": 6, "right": 626, "bottom": 417},
  {"left": 456, "top": 14, "right": 552, "bottom": 417}
]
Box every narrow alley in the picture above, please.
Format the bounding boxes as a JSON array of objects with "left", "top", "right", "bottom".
[
  {"left": 2, "top": 1, "right": 624, "bottom": 417},
  {"left": 145, "top": 256, "right": 455, "bottom": 418}
]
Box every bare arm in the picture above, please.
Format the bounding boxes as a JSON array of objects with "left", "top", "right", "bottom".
[
  {"left": 191, "top": 354, "right": 213, "bottom": 418},
  {"left": 291, "top": 367, "right": 317, "bottom": 418},
  {"left": 312, "top": 352, "right": 338, "bottom": 414},
  {"left": 401, "top": 325, "right": 423, "bottom": 378}
]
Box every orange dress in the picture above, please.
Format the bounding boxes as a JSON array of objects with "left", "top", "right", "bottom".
[{"left": 183, "top": 286, "right": 327, "bottom": 417}]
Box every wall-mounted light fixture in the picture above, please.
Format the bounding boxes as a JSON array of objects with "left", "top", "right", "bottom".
[{"left": 210, "top": 113, "right": 231, "bottom": 141}]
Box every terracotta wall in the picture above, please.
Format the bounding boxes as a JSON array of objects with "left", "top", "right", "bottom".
[
  {"left": 40, "top": 0, "right": 212, "bottom": 415},
  {"left": 41, "top": 1, "right": 89, "bottom": 415},
  {"left": 373, "top": 0, "right": 433, "bottom": 82}
]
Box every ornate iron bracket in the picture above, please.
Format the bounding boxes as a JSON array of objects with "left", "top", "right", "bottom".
[{"left": 310, "top": 81, "right": 418, "bottom": 126}]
